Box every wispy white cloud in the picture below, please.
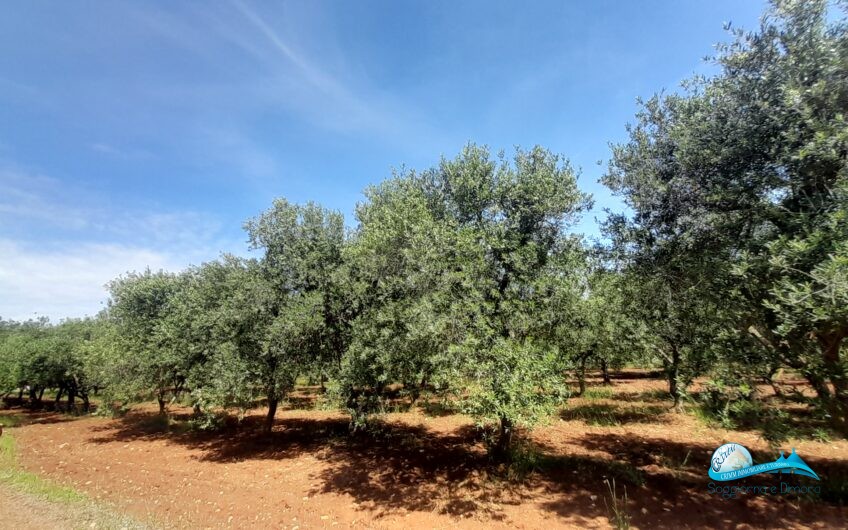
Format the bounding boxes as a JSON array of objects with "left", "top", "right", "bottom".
[
  {"left": 229, "top": 0, "right": 378, "bottom": 127},
  {"left": 0, "top": 1, "right": 460, "bottom": 322},
  {"left": 0, "top": 166, "right": 92, "bottom": 230},
  {"left": 90, "top": 142, "right": 155, "bottom": 160},
  {"left": 0, "top": 239, "right": 187, "bottom": 321},
  {"left": 0, "top": 164, "right": 227, "bottom": 246},
  {"left": 0, "top": 162, "right": 246, "bottom": 321}
]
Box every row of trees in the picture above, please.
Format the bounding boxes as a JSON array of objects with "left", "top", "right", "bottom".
[
  {"left": 1, "top": 148, "right": 631, "bottom": 452},
  {"left": 0, "top": 317, "right": 114, "bottom": 411},
  {"left": 2, "top": 1, "right": 846, "bottom": 446}
]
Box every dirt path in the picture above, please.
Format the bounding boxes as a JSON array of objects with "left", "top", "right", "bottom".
[
  {"left": 0, "top": 483, "right": 152, "bottom": 530},
  {"left": 0, "top": 484, "right": 81, "bottom": 529}
]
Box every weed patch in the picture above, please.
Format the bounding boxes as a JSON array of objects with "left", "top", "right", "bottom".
[
  {"left": 583, "top": 388, "right": 614, "bottom": 400},
  {"left": 0, "top": 432, "right": 84, "bottom": 503},
  {"left": 603, "top": 478, "right": 631, "bottom": 530}
]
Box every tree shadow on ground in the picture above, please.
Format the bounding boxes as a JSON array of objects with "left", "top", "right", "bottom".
[
  {"left": 0, "top": 405, "right": 91, "bottom": 427},
  {"left": 560, "top": 403, "right": 670, "bottom": 426},
  {"left": 306, "top": 422, "right": 510, "bottom": 519},
  {"left": 566, "top": 370, "right": 666, "bottom": 385},
  {"left": 85, "top": 410, "right": 636, "bottom": 523},
  {"left": 608, "top": 370, "right": 665, "bottom": 380},
  {"left": 686, "top": 393, "right": 844, "bottom": 444},
  {"left": 282, "top": 394, "right": 320, "bottom": 411},
  {"left": 83, "top": 408, "right": 847, "bottom": 526},
  {"left": 418, "top": 399, "right": 461, "bottom": 418},
  {"left": 87, "top": 410, "right": 350, "bottom": 460},
  {"left": 546, "top": 432, "right": 848, "bottom": 528},
  {"left": 614, "top": 388, "right": 673, "bottom": 403},
  {"left": 306, "top": 421, "right": 661, "bottom": 523}
]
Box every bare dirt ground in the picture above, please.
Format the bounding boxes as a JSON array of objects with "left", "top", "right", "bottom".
[{"left": 2, "top": 372, "right": 846, "bottom": 529}]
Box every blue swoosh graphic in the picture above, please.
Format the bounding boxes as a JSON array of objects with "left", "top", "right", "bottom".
[{"left": 708, "top": 459, "right": 820, "bottom": 481}]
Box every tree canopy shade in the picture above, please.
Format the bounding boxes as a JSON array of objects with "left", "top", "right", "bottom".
[{"left": 603, "top": 0, "right": 848, "bottom": 422}]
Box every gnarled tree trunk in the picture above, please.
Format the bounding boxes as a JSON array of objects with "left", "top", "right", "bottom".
[
  {"left": 264, "top": 395, "right": 278, "bottom": 434},
  {"left": 601, "top": 358, "right": 611, "bottom": 385},
  {"left": 66, "top": 387, "right": 76, "bottom": 412}
]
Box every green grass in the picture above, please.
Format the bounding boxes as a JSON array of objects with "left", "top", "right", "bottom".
[
  {"left": 690, "top": 399, "right": 841, "bottom": 446},
  {"left": 0, "top": 412, "right": 27, "bottom": 428},
  {"left": 582, "top": 387, "right": 614, "bottom": 400},
  {"left": 0, "top": 432, "right": 85, "bottom": 503},
  {"left": 634, "top": 388, "right": 671, "bottom": 402},
  {"left": 498, "top": 441, "right": 646, "bottom": 486},
  {"left": 562, "top": 403, "right": 665, "bottom": 427}
]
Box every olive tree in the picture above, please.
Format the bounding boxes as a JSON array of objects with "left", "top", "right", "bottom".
[
  {"left": 341, "top": 174, "right": 467, "bottom": 426},
  {"left": 347, "top": 144, "right": 590, "bottom": 453},
  {"left": 242, "top": 200, "right": 350, "bottom": 432},
  {"left": 107, "top": 269, "right": 186, "bottom": 414},
  {"left": 431, "top": 145, "right": 590, "bottom": 453},
  {"left": 603, "top": 0, "right": 848, "bottom": 419}
]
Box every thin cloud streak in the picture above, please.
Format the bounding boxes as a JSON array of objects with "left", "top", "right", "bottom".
[{"left": 133, "top": 1, "right": 447, "bottom": 150}]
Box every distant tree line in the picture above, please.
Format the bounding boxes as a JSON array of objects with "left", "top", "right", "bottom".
[{"left": 1, "top": 1, "right": 846, "bottom": 450}]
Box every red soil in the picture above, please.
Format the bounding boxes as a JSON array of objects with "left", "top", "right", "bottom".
[{"left": 4, "top": 373, "right": 847, "bottom": 529}]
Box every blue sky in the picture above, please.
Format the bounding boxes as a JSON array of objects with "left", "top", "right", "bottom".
[{"left": 0, "top": 0, "right": 766, "bottom": 320}]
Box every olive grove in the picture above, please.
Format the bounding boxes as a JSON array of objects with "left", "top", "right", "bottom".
[{"left": 1, "top": 0, "right": 845, "bottom": 453}]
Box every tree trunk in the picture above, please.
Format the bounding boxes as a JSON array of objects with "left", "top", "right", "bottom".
[
  {"left": 820, "top": 330, "right": 848, "bottom": 406},
  {"left": 410, "top": 375, "right": 428, "bottom": 406},
  {"left": 54, "top": 387, "right": 64, "bottom": 410},
  {"left": 173, "top": 376, "right": 185, "bottom": 402},
  {"left": 818, "top": 330, "right": 848, "bottom": 431},
  {"left": 264, "top": 396, "right": 278, "bottom": 434},
  {"left": 157, "top": 390, "right": 167, "bottom": 416},
  {"left": 17, "top": 388, "right": 23, "bottom": 401},
  {"left": 81, "top": 392, "right": 90, "bottom": 413},
  {"left": 765, "top": 366, "right": 784, "bottom": 398},
  {"left": 28, "top": 386, "right": 37, "bottom": 406},
  {"left": 494, "top": 415, "right": 514, "bottom": 458},
  {"left": 38, "top": 387, "right": 45, "bottom": 403},
  {"left": 669, "top": 376, "right": 680, "bottom": 409},
  {"left": 668, "top": 344, "right": 682, "bottom": 411},
  {"left": 67, "top": 388, "right": 76, "bottom": 412},
  {"left": 804, "top": 368, "right": 832, "bottom": 399},
  {"left": 601, "top": 359, "right": 611, "bottom": 385},
  {"left": 577, "top": 354, "right": 588, "bottom": 396}
]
